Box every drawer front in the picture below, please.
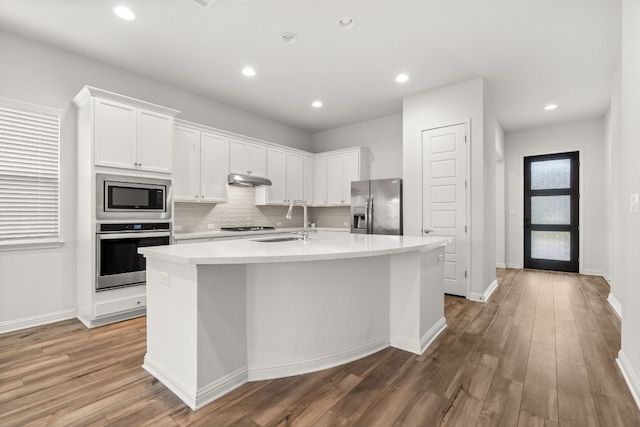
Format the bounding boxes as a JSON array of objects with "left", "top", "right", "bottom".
[{"left": 95, "top": 295, "right": 146, "bottom": 317}]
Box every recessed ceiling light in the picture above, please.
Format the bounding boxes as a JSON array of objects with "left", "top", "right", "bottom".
[
  {"left": 114, "top": 6, "right": 135, "bottom": 21},
  {"left": 544, "top": 104, "right": 558, "bottom": 111},
  {"left": 337, "top": 17, "right": 356, "bottom": 30},
  {"left": 396, "top": 73, "right": 409, "bottom": 83},
  {"left": 242, "top": 67, "right": 256, "bottom": 77},
  {"left": 312, "top": 101, "right": 323, "bottom": 108},
  {"left": 280, "top": 33, "right": 298, "bottom": 44}
]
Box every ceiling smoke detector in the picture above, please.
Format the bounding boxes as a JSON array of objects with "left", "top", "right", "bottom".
[
  {"left": 192, "top": 0, "right": 220, "bottom": 9},
  {"left": 280, "top": 33, "right": 298, "bottom": 44}
]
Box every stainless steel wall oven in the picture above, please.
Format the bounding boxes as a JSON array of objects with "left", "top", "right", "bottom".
[{"left": 96, "top": 222, "right": 171, "bottom": 291}]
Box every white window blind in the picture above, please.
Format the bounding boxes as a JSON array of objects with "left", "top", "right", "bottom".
[{"left": 0, "top": 98, "right": 61, "bottom": 244}]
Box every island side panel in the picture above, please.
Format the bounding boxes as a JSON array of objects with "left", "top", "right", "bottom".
[
  {"left": 245, "top": 257, "right": 391, "bottom": 380},
  {"left": 143, "top": 259, "right": 248, "bottom": 411},
  {"left": 389, "top": 246, "right": 446, "bottom": 354}
]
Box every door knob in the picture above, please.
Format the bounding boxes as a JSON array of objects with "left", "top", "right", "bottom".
[{"left": 424, "top": 229, "right": 434, "bottom": 234}]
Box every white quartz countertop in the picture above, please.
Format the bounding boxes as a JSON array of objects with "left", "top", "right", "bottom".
[{"left": 141, "top": 231, "right": 449, "bottom": 265}]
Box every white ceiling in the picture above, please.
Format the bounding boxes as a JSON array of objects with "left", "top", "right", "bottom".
[{"left": 0, "top": 0, "right": 621, "bottom": 134}]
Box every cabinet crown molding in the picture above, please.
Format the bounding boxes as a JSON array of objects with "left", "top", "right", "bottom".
[{"left": 72, "top": 86, "right": 180, "bottom": 117}]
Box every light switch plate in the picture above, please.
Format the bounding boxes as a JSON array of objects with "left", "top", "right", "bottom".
[
  {"left": 174, "top": 225, "right": 183, "bottom": 231},
  {"left": 207, "top": 223, "right": 216, "bottom": 229},
  {"left": 509, "top": 209, "right": 517, "bottom": 215},
  {"left": 160, "top": 273, "right": 170, "bottom": 286},
  {"left": 276, "top": 222, "right": 282, "bottom": 226}
]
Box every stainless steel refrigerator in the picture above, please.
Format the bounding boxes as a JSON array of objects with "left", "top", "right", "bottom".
[{"left": 351, "top": 178, "right": 402, "bottom": 235}]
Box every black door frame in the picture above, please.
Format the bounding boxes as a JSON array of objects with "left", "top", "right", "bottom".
[{"left": 524, "top": 151, "right": 579, "bottom": 272}]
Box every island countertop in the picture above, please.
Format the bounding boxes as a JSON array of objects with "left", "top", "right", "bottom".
[{"left": 139, "top": 231, "right": 450, "bottom": 265}]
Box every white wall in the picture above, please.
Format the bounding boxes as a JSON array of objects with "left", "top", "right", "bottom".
[
  {"left": 504, "top": 118, "right": 607, "bottom": 276},
  {"left": 311, "top": 114, "right": 402, "bottom": 179},
  {"left": 616, "top": 0, "right": 640, "bottom": 407},
  {"left": 403, "top": 77, "right": 496, "bottom": 300},
  {"left": 0, "top": 30, "right": 311, "bottom": 329}
]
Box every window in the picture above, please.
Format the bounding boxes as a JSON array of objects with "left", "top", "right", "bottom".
[{"left": 0, "top": 97, "right": 61, "bottom": 249}]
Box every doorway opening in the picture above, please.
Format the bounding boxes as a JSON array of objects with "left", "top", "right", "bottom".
[{"left": 524, "top": 151, "right": 579, "bottom": 272}]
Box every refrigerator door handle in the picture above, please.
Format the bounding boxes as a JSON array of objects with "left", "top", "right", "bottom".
[{"left": 367, "top": 198, "right": 374, "bottom": 234}]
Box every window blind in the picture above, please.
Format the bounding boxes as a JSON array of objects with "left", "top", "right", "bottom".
[{"left": 0, "top": 98, "right": 61, "bottom": 243}]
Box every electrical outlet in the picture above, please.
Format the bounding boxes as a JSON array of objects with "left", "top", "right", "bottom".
[
  {"left": 160, "top": 272, "right": 170, "bottom": 287},
  {"left": 174, "top": 225, "right": 183, "bottom": 231},
  {"left": 438, "top": 254, "right": 444, "bottom": 264},
  {"left": 343, "top": 222, "right": 349, "bottom": 226},
  {"left": 207, "top": 223, "right": 216, "bottom": 229},
  {"left": 509, "top": 209, "right": 517, "bottom": 215},
  {"left": 276, "top": 221, "right": 282, "bottom": 226}
]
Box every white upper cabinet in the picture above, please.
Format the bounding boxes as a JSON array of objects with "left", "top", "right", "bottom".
[
  {"left": 200, "top": 132, "right": 228, "bottom": 202},
  {"left": 173, "top": 123, "right": 228, "bottom": 203},
  {"left": 229, "top": 140, "right": 267, "bottom": 177},
  {"left": 286, "top": 152, "right": 304, "bottom": 202},
  {"left": 94, "top": 99, "right": 137, "bottom": 169},
  {"left": 137, "top": 109, "right": 173, "bottom": 173},
  {"left": 173, "top": 126, "right": 199, "bottom": 201},
  {"left": 313, "top": 147, "right": 369, "bottom": 206},
  {"left": 94, "top": 98, "right": 175, "bottom": 174},
  {"left": 303, "top": 155, "right": 313, "bottom": 205},
  {"left": 256, "top": 148, "right": 306, "bottom": 205}
]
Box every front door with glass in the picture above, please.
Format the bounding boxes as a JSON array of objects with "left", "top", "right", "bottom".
[{"left": 524, "top": 152, "right": 579, "bottom": 272}]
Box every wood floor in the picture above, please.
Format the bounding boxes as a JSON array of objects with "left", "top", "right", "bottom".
[{"left": 1, "top": 269, "right": 639, "bottom": 426}]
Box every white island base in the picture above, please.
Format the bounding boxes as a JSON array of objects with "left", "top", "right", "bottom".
[{"left": 140, "top": 233, "right": 447, "bottom": 411}]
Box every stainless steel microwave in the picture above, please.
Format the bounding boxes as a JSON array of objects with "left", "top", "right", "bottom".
[{"left": 96, "top": 174, "right": 171, "bottom": 220}]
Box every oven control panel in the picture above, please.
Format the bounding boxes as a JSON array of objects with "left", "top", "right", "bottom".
[{"left": 98, "top": 222, "right": 171, "bottom": 233}]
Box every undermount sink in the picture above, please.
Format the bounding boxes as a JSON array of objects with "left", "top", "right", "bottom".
[{"left": 253, "top": 236, "right": 303, "bottom": 243}]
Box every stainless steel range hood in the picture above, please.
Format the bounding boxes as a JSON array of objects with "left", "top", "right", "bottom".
[{"left": 227, "top": 173, "right": 272, "bottom": 187}]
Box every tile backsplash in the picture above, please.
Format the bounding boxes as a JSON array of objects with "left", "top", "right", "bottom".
[{"left": 174, "top": 186, "right": 350, "bottom": 233}]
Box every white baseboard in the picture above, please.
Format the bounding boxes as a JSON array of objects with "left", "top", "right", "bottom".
[
  {"left": 0, "top": 308, "right": 78, "bottom": 334},
  {"left": 390, "top": 316, "right": 447, "bottom": 355},
  {"left": 582, "top": 269, "right": 608, "bottom": 278},
  {"left": 468, "top": 280, "right": 498, "bottom": 303},
  {"left": 496, "top": 263, "right": 506, "bottom": 269},
  {"left": 617, "top": 350, "right": 640, "bottom": 411},
  {"left": 77, "top": 308, "right": 146, "bottom": 329},
  {"left": 143, "top": 355, "right": 248, "bottom": 411},
  {"left": 608, "top": 293, "right": 622, "bottom": 318},
  {"left": 506, "top": 263, "right": 521, "bottom": 269},
  {"left": 248, "top": 337, "right": 389, "bottom": 381}
]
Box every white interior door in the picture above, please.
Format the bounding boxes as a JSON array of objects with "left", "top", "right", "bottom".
[{"left": 422, "top": 123, "right": 468, "bottom": 296}]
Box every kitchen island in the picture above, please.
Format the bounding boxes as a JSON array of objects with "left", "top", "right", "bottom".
[{"left": 139, "top": 231, "right": 449, "bottom": 410}]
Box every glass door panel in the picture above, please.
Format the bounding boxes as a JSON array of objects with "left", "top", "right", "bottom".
[{"left": 524, "top": 152, "right": 579, "bottom": 272}]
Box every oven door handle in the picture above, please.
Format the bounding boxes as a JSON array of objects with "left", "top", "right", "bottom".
[{"left": 97, "top": 231, "right": 171, "bottom": 240}]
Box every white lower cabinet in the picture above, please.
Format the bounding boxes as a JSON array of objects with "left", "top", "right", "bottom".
[{"left": 173, "top": 124, "right": 228, "bottom": 203}]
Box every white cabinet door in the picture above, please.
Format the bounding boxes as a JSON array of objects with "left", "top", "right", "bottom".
[
  {"left": 314, "top": 156, "right": 328, "bottom": 205},
  {"left": 200, "top": 132, "right": 228, "bottom": 202},
  {"left": 229, "top": 140, "right": 267, "bottom": 177},
  {"left": 94, "top": 98, "right": 137, "bottom": 169},
  {"left": 286, "top": 152, "right": 304, "bottom": 202},
  {"left": 327, "top": 154, "right": 345, "bottom": 204},
  {"left": 266, "top": 148, "right": 286, "bottom": 203},
  {"left": 303, "top": 155, "right": 313, "bottom": 205},
  {"left": 138, "top": 109, "right": 173, "bottom": 173},
  {"left": 342, "top": 151, "right": 360, "bottom": 204},
  {"left": 173, "top": 126, "right": 200, "bottom": 202},
  {"left": 248, "top": 143, "right": 267, "bottom": 177}
]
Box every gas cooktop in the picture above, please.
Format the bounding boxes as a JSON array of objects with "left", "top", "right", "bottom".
[{"left": 220, "top": 226, "right": 276, "bottom": 232}]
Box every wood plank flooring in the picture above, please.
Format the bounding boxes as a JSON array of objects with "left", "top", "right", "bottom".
[{"left": 1, "top": 269, "right": 639, "bottom": 426}]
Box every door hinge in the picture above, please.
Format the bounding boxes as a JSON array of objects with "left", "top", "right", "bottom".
[
  {"left": 465, "top": 271, "right": 468, "bottom": 278},
  {"left": 465, "top": 180, "right": 467, "bottom": 189},
  {"left": 465, "top": 225, "right": 468, "bottom": 233},
  {"left": 465, "top": 136, "right": 468, "bottom": 143}
]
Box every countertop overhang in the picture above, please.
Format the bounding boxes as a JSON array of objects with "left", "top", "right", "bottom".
[{"left": 140, "top": 231, "right": 449, "bottom": 265}]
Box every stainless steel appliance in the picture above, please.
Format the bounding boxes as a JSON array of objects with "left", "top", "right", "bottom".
[
  {"left": 96, "top": 222, "right": 171, "bottom": 291},
  {"left": 97, "top": 173, "right": 171, "bottom": 220},
  {"left": 351, "top": 178, "right": 402, "bottom": 235}
]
